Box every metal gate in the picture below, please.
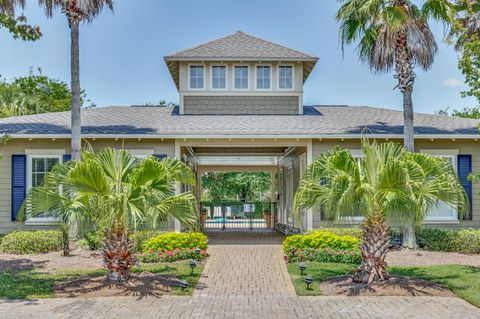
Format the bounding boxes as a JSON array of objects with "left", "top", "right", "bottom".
[{"left": 200, "top": 201, "right": 276, "bottom": 230}]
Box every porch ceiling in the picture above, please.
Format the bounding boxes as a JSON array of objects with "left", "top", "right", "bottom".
[{"left": 197, "top": 155, "right": 279, "bottom": 166}]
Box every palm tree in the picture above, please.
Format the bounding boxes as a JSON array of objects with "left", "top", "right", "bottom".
[
  {"left": 19, "top": 148, "right": 198, "bottom": 281},
  {"left": 336, "top": 0, "right": 456, "bottom": 248},
  {"left": 294, "top": 138, "right": 467, "bottom": 284},
  {"left": 35, "top": 0, "right": 114, "bottom": 160}
]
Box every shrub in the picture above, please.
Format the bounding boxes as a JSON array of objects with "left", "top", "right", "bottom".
[
  {"left": 138, "top": 248, "right": 209, "bottom": 263},
  {"left": 0, "top": 230, "right": 62, "bottom": 254},
  {"left": 142, "top": 232, "right": 208, "bottom": 253},
  {"left": 308, "top": 227, "right": 363, "bottom": 240},
  {"left": 417, "top": 228, "right": 480, "bottom": 254},
  {"left": 283, "top": 231, "right": 360, "bottom": 253},
  {"left": 130, "top": 230, "right": 164, "bottom": 252},
  {"left": 83, "top": 232, "right": 103, "bottom": 250},
  {"left": 285, "top": 247, "right": 361, "bottom": 264}
]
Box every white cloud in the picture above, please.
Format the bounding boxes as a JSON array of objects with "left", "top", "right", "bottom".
[{"left": 443, "top": 78, "right": 463, "bottom": 87}]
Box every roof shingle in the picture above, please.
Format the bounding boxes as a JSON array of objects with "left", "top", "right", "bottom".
[{"left": 0, "top": 105, "right": 478, "bottom": 137}]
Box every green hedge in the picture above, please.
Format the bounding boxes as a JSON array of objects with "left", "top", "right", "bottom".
[
  {"left": 307, "top": 227, "right": 363, "bottom": 239},
  {"left": 283, "top": 230, "right": 360, "bottom": 253},
  {"left": 143, "top": 232, "right": 208, "bottom": 253},
  {"left": 80, "top": 230, "right": 165, "bottom": 252},
  {"left": 417, "top": 228, "right": 480, "bottom": 254},
  {"left": 0, "top": 230, "right": 62, "bottom": 254}
]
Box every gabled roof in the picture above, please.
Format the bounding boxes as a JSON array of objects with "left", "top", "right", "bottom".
[
  {"left": 164, "top": 31, "right": 319, "bottom": 89},
  {"left": 0, "top": 105, "right": 478, "bottom": 138}
]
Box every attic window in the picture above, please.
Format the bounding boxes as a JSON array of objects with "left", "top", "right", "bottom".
[
  {"left": 278, "top": 65, "right": 293, "bottom": 89},
  {"left": 189, "top": 65, "right": 204, "bottom": 89},
  {"left": 211, "top": 65, "right": 227, "bottom": 89},
  {"left": 234, "top": 66, "right": 249, "bottom": 89},
  {"left": 256, "top": 65, "right": 271, "bottom": 90}
]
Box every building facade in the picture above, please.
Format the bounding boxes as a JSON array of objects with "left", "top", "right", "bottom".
[{"left": 0, "top": 32, "right": 479, "bottom": 233}]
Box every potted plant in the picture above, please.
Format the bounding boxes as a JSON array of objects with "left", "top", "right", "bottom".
[
  {"left": 263, "top": 208, "right": 272, "bottom": 229},
  {"left": 200, "top": 208, "right": 208, "bottom": 229}
]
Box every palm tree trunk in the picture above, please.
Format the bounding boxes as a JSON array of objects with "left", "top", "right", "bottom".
[
  {"left": 402, "top": 88, "right": 414, "bottom": 152},
  {"left": 354, "top": 212, "right": 390, "bottom": 284},
  {"left": 103, "top": 224, "right": 137, "bottom": 282},
  {"left": 402, "top": 222, "right": 417, "bottom": 249},
  {"left": 70, "top": 21, "right": 81, "bottom": 160}
]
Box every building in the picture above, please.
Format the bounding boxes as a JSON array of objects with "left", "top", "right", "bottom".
[{"left": 0, "top": 31, "right": 479, "bottom": 233}]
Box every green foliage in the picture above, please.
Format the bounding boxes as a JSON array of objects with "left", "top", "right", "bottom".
[
  {"left": 286, "top": 247, "right": 361, "bottom": 264},
  {"left": 0, "top": 68, "right": 92, "bottom": 118},
  {"left": 202, "top": 172, "right": 271, "bottom": 202},
  {"left": 142, "top": 232, "right": 208, "bottom": 253},
  {"left": 417, "top": 228, "right": 480, "bottom": 254},
  {"left": 0, "top": 230, "right": 62, "bottom": 254},
  {"left": 82, "top": 232, "right": 103, "bottom": 250},
  {"left": 283, "top": 231, "right": 360, "bottom": 253},
  {"left": 294, "top": 138, "right": 468, "bottom": 226},
  {"left": 130, "top": 230, "right": 165, "bottom": 252},
  {"left": 307, "top": 227, "right": 363, "bottom": 240},
  {"left": 20, "top": 148, "right": 198, "bottom": 236},
  {"left": 138, "top": 248, "right": 208, "bottom": 263},
  {"left": 0, "top": 13, "right": 41, "bottom": 41},
  {"left": 436, "top": 106, "right": 480, "bottom": 119}
]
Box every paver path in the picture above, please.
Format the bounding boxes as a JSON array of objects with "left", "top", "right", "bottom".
[{"left": 1, "top": 231, "right": 480, "bottom": 319}]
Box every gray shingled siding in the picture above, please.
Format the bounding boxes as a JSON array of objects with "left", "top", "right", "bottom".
[{"left": 183, "top": 96, "right": 299, "bottom": 115}]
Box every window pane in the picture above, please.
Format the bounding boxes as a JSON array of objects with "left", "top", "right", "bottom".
[
  {"left": 279, "top": 66, "right": 293, "bottom": 89},
  {"left": 212, "top": 66, "right": 226, "bottom": 89},
  {"left": 189, "top": 66, "right": 204, "bottom": 89},
  {"left": 234, "top": 66, "right": 248, "bottom": 89},
  {"left": 256, "top": 66, "right": 270, "bottom": 89}
]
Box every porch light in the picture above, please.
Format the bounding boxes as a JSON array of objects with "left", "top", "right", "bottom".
[
  {"left": 299, "top": 262, "right": 306, "bottom": 275},
  {"left": 179, "top": 280, "right": 189, "bottom": 291},
  {"left": 305, "top": 276, "right": 313, "bottom": 290},
  {"left": 189, "top": 260, "right": 197, "bottom": 274}
]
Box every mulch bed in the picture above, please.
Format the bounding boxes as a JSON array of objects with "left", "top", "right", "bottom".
[
  {"left": 320, "top": 275, "right": 454, "bottom": 297},
  {"left": 54, "top": 272, "right": 181, "bottom": 298}
]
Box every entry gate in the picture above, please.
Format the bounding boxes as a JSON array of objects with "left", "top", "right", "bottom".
[{"left": 200, "top": 201, "right": 276, "bottom": 230}]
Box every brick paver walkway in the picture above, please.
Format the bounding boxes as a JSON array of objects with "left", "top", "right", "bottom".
[{"left": 1, "top": 231, "right": 479, "bottom": 319}]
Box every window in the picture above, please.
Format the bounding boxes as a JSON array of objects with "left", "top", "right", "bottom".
[
  {"left": 234, "top": 66, "right": 249, "bottom": 89},
  {"left": 278, "top": 65, "right": 293, "bottom": 89},
  {"left": 27, "top": 154, "right": 62, "bottom": 223},
  {"left": 211, "top": 65, "right": 227, "bottom": 89},
  {"left": 256, "top": 65, "right": 271, "bottom": 89},
  {"left": 189, "top": 65, "right": 204, "bottom": 89},
  {"left": 425, "top": 154, "right": 458, "bottom": 221}
]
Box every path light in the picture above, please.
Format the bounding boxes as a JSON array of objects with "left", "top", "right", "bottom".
[
  {"left": 189, "top": 260, "right": 197, "bottom": 274},
  {"left": 179, "top": 280, "right": 189, "bottom": 291},
  {"left": 305, "top": 276, "right": 313, "bottom": 290},
  {"left": 299, "top": 262, "right": 306, "bottom": 275},
  {"left": 195, "top": 248, "right": 201, "bottom": 256},
  {"left": 289, "top": 247, "right": 296, "bottom": 255}
]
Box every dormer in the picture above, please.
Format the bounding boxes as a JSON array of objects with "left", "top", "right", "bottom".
[{"left": 164, "top": 31, "right": 318, "bottom": 115}]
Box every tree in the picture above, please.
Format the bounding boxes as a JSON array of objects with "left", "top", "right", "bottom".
[
  {"left": 449, "top": 1, "right": 480, "bottom": 108},
  {"left": 336, "top": 0, "right": 457, "bottom": 248},
  {"left": 201, "top": 172, "right": 271, "bottom": 202},
  {"left": 436, "top": 105, "right": 480, "bottom": 118},
  {"left": 294, "top": 138, "right": 467, "bottom": 284},
  {"left": 35, "top": 0, "right": 114, "bottom": 160},
  {"left": 0, "top": 68, "right": 92, "bottom": 117},
  {"left": 19, "top": 148, "right": 198, "bottom": 281},
  {"left": 0, "top": 1, "right": 41, "bottom": 41}
]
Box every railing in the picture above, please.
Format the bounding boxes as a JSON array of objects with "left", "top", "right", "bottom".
[{"left": 200, "top": 201, "right": 276, "bottom": 231}]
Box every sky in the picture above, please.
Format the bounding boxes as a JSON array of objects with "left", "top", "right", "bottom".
[{"left": 0, "top": 0, "right": 476, "bottom": 114}]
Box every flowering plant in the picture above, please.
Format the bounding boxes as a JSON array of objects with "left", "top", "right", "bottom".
[
  {"left": 285, "top": 247, "right": 361, "bottom": 264},
  {"left": 138, "top": 247, "right": 209, "bottom": 263}
]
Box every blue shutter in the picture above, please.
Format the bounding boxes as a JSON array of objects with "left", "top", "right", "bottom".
[
  {"left": 457, "top": 155, "right": 473, "bottom": 220},
  {"left": 11, "top": 155, "right": 26, "bottom": 221},
  {"left": 153, "top": 154, "right": 167, "bottom": 159},
  {"left": 63, "top": 154, "right": 71, "bottom": 162}
]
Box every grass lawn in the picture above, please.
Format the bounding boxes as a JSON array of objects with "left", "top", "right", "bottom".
[
  {"left": 287, "top": 262, "right": 480, "bottom": 307},
  {"left": 0, "top": 262, "right": 204, "bottom": 299}
]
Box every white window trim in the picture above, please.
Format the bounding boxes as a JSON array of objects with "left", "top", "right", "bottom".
[
  {"left": 420, "top": 149, "right": 459, "bottom": 222},
  {"left": 210, "top": 64, "right": 228, "bottom": 91},
  {"left": 25, "top": 153, "right": 64, "bottom": 225},
  {"left": 232, "top": 64, "right": 249, "bottom": 90},
  {"left": 277, "top": 64, "right": 295, "bottom": 91},
  {"left": 255, "top": 64, "right": 272, "bottom": 91},
  {"left": 188, "top": 64, "right": 205, "bottom": 90}
]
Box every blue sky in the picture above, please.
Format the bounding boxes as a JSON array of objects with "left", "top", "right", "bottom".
[{"left": 0, "top": 0, "right": 476, "bottom": 114}]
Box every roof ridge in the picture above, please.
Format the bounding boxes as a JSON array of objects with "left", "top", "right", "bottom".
[{"left": 165, "top": 32, "right": 242, "bottom": 58}]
